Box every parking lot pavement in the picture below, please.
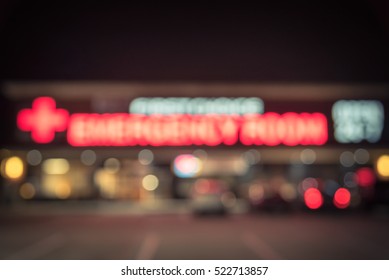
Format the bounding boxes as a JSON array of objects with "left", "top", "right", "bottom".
[{"left": 1, "top": 206, "right": 389, "bottom": 260}]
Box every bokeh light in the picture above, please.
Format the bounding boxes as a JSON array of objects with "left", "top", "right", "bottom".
[
  {"left": 377, "top": 155, "right": 389, "bottom": 178},
  {"left": 354, "top": 149, "right": 369, "bottom": 165},
  {"left": 333, "top": 188, "right": 351, "bottom": 209},
  {"left": 142, "top": 174, "right": 159, "bottom": 191},
  {"left": 26, "top": 150, "right": 42, "bottom": 166},
  {"left": 80, "top": 150, "right": 97, "bottom": 166},
  {"left": 356, "top": 167, "right": 376, "bottom": 188},
  {"left": 138, "top": 149, "right": 154, "bottom": 165},
  {"left": 340, "top": 151, "right": 354, "bottom": 167},
  {"left": 19, "top": 182, "right": 36, "bottom": 199},
  {"left": 1, "top": 156, "right": 24, "bottom": 180},
  {"left": 301, "top": 177, "right": 319, "bottom": 192},
  {"left": 300, "top": 149, "right": 316, "bottom": 165},
  {"left": 43, "top": 158, "right": 70, "bottom": 175},
  {"left": 173, "top": 154, "right": 202, "bottom": 178},
  {"left": 104, "top": 158, "right": 121, "bottom": 174},
  {"left": 304, "top": 188, "right": 323, "bottom": 210}
]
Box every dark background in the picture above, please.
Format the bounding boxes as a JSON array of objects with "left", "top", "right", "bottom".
[{"left": 1, "top": 0, "right": 389, "bottom": 82}]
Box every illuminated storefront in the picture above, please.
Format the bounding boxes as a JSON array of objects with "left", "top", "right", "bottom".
[{"left": 1, "top": 82, "right": 389, "bottom": 210}]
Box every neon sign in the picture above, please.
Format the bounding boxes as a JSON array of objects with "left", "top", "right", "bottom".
[
  {"left": 17, "top": 97, "right": 69, "bottom": 143},
  {"left": 332, "top": 100, "right": 384, "bottom": 143},
  {"left": 129, "top": 97, "right": 264, "bottom": 115},
  {"left": 67, "top": 113, "right": 327, "bottom": 147},
  {"left": 17, "top": 97, "right": 328, "bottom": 147},
  {"left": 240, "top": 112, "right": 327, "bottom": 146}
]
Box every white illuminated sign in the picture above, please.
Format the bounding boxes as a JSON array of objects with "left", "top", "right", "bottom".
[
  {"left": 332, "top": 100, "right": 384, "bottom": 143},
  {"left": 129, "top": 97, "right": 264, "bottom": 115}
]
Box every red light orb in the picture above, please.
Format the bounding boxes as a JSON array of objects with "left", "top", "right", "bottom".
[
  {"left": 304, "top": 188, "right": 323, "bottom": 210},
  {"left": 355, "top": 167, "right": 376, "bottom": 188},
  {"left": 333, "top": 188, "right": 351, "bottom": 209}
]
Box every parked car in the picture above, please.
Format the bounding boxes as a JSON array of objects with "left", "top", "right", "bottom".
[{"left": 190, "top": 178, "right": 232, "bottom": 215}]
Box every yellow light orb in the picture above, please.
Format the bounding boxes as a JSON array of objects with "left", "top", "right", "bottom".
[
  {"left": 142, "top": 175, "right": 159, "bottom": 191},
  {"left": 377, "top": 155, "right": 389, "bottom": 178},
  {"left": 2, "top": 156, "right": 24, "bottom": 180}
]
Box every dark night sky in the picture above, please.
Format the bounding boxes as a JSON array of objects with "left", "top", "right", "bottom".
[
  {"left": 1, "top": 0, "right": 389, "bottom": 146},
  {"left": 1, "top": 0, "right": 389, "bottom": 82}
]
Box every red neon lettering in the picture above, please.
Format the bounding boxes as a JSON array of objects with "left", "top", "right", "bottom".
[
  {"left": 282, "top": 112, "right": 300, "bottom": 146},
  {"left": 131, "top": 115, "right": 148, "bottom": 146},
  {"left": 190, "top": 115, "right": 220, "bottom": 146},
  {"left": 240, "top": 113, "right": 328, "bottom": 146},
  {"left": 106, "top": 114, "right": 125, "bottom": 146},
  {"left": 240, "top": 114, "right": 261, "bottom": 145},
  {"left": 141, "top": 116, "right": 159, "bottom": 146},
  {"left": 66, "top": 113, "right": 329, "bottom": 147},
  {"left": 302, "top": 113, "right": 328, "bottom": 145},
  {"left": 216, "top": 115, "right": 240, "bottom": 145},
  {"left": 166, "top": 115, "right": 191, "bottom": 146},
  {"left": 68, "top": 114, "right": 241, "bottom": 147},
  {"left": 263, "top": 112, "right": 282, "bottom": 146},
  {"left": 17, "top": 97, "right": 69, "bottom": 143},
  {"left": 67, "top": 114, "right": 86, "bottom": 146},
  {"left": 159, "top": 115, "right": 190, "bottom": 146}
]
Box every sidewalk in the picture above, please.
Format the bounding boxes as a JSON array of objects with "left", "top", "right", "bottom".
[{"left": 0, "top": 199, "right": 249, "bottom": 216}]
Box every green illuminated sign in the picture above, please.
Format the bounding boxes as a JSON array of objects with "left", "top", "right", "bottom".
[
  {"left": 332, "top": 100, "right": 384, "bottom": 143},
  {"left": 129, "top": 97, "right": 264, "bottom": 115}
]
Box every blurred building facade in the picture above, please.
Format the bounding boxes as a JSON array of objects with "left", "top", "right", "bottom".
[{"left": 1, "top": 82, "right": 389, "bottom": 211}]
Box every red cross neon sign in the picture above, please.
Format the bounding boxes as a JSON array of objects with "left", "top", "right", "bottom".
[{"left": 17, "top": 97, "right": 69, "bottom": 143}]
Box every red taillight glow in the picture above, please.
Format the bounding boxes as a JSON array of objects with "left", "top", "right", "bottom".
[
  {"left": 333, "top": 188, "right": 351, "bottom": 209},
  {"left": 304, "top": 188, "right": 323, "bottom": 210},
  {"left": 356, "top": 167, "right": 376, "bottom": 188}
]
